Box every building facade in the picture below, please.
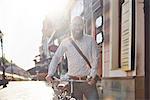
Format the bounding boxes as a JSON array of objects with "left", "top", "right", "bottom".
[
  {"left": 144, "top": 0, "right": 150, "bottom": 99},
  {"left": 101, "top": 0, "right": 145, "bottom": 99},
  {"left": 70, "top": 0, "right": 146, "bottom": 99},
  {"left": 35, "top": 0, "right": 149, "bottom": 99}
]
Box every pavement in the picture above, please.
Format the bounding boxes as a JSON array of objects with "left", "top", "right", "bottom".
[{"left": 0, "top": 81, "right": 54, "bottom": 100}]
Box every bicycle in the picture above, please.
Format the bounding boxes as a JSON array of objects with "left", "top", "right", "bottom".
[{"left": 49, "top": 76, "right": 88, "bottom": 100}]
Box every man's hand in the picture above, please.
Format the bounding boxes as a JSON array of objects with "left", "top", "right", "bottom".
[
  {"left": 45, "top": 75, "right": 54, "bottom": 83},
  {"left": 87, "top": 78, "right": 96, "bottom": 85}
]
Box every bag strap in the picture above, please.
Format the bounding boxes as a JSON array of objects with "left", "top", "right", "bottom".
[{"left": 70, "top": 38, "right": 92, "bottom": 69}]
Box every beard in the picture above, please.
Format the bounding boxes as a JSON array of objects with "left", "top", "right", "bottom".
[{"left": 71, "top": 29, "right": 83, "bottom": 40}]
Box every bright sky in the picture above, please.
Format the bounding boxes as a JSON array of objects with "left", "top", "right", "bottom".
[{"left": 0, "top": 0, "right": 69, "bottom": 70}]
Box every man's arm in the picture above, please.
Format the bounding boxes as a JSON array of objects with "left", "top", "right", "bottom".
[
  {"left": 89, "top": 38, "right": 99, "bottom": 79},
  {"left": 46, "top": 41, "right": 66, "bottom": 82}
]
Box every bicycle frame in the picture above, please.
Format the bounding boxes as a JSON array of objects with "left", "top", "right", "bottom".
[{"left": 51, "top": 77, "right": 88, "bottom": 100}]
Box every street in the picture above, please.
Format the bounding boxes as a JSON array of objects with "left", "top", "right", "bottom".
[{"left": 0, "top": 81, "right": 54, "bottom": 100}]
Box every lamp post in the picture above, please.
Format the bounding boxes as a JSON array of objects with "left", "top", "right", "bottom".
[
  {"left": 33, "top": 58, "right": 38, "bottom": 81},
  {"left": 10, "top": 60, "right": 13, "bottom": 80},
  {"left": 0, "top": 30, "right": 7, "bottom": 88}
]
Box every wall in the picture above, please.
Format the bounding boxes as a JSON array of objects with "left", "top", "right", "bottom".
[
  {"left": 135, "top": 0, "right": 145, "bottom": 76},
  {"left": 102, "top": 0, "right": 110, "bottom": 77},
  {"left": 102, "top": 78, "right": 135, "bottom": 100},
  {"left": 102, "top": 0, "right": 145, "bottom": 99}
]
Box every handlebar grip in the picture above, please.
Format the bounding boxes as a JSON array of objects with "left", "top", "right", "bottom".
[{"left": 52, "top": 76, "right": 61, "bottom": 81}]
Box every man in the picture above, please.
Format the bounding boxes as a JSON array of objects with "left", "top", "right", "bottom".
[{"left": 46, "top": 16, "right": 99, "bottom": 100}]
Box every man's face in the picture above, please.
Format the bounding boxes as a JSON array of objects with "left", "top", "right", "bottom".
[{"left": 71, "top": 17, "right": 84, "bottom": 40}]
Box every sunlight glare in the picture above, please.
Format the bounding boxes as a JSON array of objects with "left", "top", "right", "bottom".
[
  {"left": 48, "top": 0, "right": 69, "bottom": 18},
  {"left": 0, "top": 0, "right": 69, "bottom": 70}
]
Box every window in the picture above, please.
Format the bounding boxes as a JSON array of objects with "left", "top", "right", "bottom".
[
  {"left": 118, "top": 0, "right": 125, "bottom": 68},
  {"left": 96, "top": 16, "right": 103, "bottom": 28},
  {"left": 120, "top": 0, "right": 135, "bottom": 71},
  {"left": 96, "top": 32, "right": 103, "bottom": 44},
  {"left": 110, "top": 0, "right": 135, "bottom": 71},
  {"left": 95, "top": 16, "right": 103, "bottom": 44}
]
